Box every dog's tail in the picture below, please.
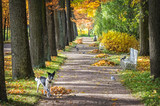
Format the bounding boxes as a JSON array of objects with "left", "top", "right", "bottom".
[{"left": 35, "top": 77, "right": 39, "bottom": 82}]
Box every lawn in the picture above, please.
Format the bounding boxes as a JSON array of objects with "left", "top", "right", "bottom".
[
  {"left": 104, "top": 54, "right": 160, "bottom": 106},
  {"left": 1, "top": 54, "right": 66, "bottom": 106},
  {"left": 0, "top": 41, "right": 78, "bottom": 106}
]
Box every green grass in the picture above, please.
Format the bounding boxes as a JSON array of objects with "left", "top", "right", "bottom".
[
  {"left": 64, "top": 42, "right": 77, "bottom": 52},
  {"left": 94, "top": 53, "right": 160, "bottom": 105},
  {"left": 120, "top": 70, "right": 160, "bottom": 106},
  {"left": 1, "top": 53, "right": 66, "bottom": 106},
  {"left": 78, "top": 34, "right": 94, "bottom": 37},
  {"left": 107, "top": 55, "right": 120, "bottom": 65},
  {"left": 105, "top": 54, "right": 160, "bottom": 106}
]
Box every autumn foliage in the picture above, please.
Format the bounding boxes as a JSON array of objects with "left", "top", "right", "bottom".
[
  {"left": 95, "top": 53, "right": 110, "bottom": 58},
  {"left": 88, "top": 49, "right": 102, "bottom": 54},
  {"left": 101, "top": 31, "right": 139, "bottom": 53},
  {"left": 92, "top": 59, "right": 115, "bottom": 66},
  {"left": 42, "top": 86, "right": 73, "bottom": 96}
]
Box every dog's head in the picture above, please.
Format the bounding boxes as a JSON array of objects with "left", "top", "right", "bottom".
[{"left": 47, "top": 71, "right": 55, "bottom": 81}]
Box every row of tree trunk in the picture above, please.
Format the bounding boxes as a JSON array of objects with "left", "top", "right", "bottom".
[{"left": 0, "top": 0, "right": 78, "bottom": 101}]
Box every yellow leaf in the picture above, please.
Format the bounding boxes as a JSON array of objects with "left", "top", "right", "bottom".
[{"left": 112, "top": 98, "right": 118, "bottom": 101}]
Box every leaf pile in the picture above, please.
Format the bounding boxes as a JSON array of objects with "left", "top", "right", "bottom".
[
  {"left": 89, "top": 43, "right": 99, "bottom": 47},
  {"left": 95, "top": 53, "right": 110, "bottom": 58},
  {"left": 137, "top": 56, "right": 150, "bottom": 72},
  {"left": 75, "top": 38, "right": 83, "bottom": 44},
  {"left": 4, "top": 56, "right": 12, "bottom": 71},
  {"left": 88, "top": 49, "right": 102, "bottom": 54},
  {"left": 92, "top": 60, "right": 115, "bottom": 66},
  {"left": 8, "top": 89, "right": 25, "bottom": 94},
  {"left": 46, "top": 86, "right": 73, "bottom": 95}
]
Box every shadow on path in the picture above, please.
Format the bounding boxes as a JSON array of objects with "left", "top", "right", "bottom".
[{"left": 36, "top": 37, "right": 143, "bottom": 106}]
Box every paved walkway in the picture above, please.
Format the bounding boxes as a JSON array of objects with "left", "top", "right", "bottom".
[
  {"left": 4, "top": 43, "right": 11, "bottom": 56},
  {"left": 36, "top": 37, "right": 143, "bottom": 106}
]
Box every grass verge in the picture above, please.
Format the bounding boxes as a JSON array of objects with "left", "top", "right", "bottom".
[
  {"left": 64, "top": 42, "right": 77, "bottom": 52},
  {"left": 105, "top": 54, "right": 160, "bottom": 105},
  {"left": 1, "top": 53, "right": 66, "bottom": 106}
]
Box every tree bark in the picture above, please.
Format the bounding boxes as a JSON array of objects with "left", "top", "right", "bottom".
[
  {"left": 58, "top": 0, "right": 66, "bottom": 49},
  {"left": 9, "top": 0, "right": 34, "bottom": 79},
  {"left": 139, "top": 0, "right": 149, "bottom": 56},
  {"left": 0, "top": 0, "right": 7, "bottom": 101},
  {"left": 42, "top": 0, "right": 51, "bottom": 61},
  {"left": 3, "top": 18, "right": 6, "bottom": 41},
  {"left": 29, "top": 0, "right": 45, "bottom": 68},
  {"left": 149, "top": 0, "right": 160, "bottom": 78},
  {"left": 46, "top": 0, "right": 57, "bottom": 56},
  {"left": 66, "top": 0, "right": 72, "bottom": 42},
  {"left": 54, "top": 10, "right": 60, "bottom": 49}
]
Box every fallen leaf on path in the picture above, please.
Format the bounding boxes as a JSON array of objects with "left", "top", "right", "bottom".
[
  {"left": 112, "top": 98, "right": 118, "bottom": 101},
  {"left": 112, "top": 102, "right": 116, "bottom": 106}
]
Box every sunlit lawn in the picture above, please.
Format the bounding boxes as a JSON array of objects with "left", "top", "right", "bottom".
[
  {"left": 1, "top": 54, "right": 66, "bottom": 106},
  {"left": 103, "top": 54, "right": 160, "bottom": 105}
]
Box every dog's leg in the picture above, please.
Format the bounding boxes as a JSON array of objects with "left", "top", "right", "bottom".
[
  {"left": 36, "top": 81, "right": 41, "bottom": 93},
  {"left": 43, "top": 86, "right": 50, "bottom": 97},
  {"left": 46, "top": 88, "right": 50, "bottom": 98},
  {"left": 43, "top": 86, "right": 47, "bottom": 96}
]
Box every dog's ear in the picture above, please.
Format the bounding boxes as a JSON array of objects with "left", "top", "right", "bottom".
[
  {"left": 47, "top": 72, "right": 51, "bottom": 75},
  {"left": 52, "top": 71, "right": 55, "bottom": 75}
]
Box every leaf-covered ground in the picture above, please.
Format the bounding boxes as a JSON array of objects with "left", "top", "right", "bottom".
[{"left": 37, "top": 37, "right": 143, "bottom": 106}]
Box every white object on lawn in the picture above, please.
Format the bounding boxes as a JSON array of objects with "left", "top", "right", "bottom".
[
  {"left": 120, "top": 48, "right": 138, "bottom": 70},
  {"left": 99, "top": 43, "right": 105, "bottom": 50}
]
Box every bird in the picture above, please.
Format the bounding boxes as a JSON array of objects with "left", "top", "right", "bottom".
[
  {"left": 76, "top": 47, "right": 79, "bottom": 51},
  {"left": 121, "top": 56, "right": 126, "bottom": 61},
  {"left": 111, "top": 75, "right": 116, "bottom": 81}
]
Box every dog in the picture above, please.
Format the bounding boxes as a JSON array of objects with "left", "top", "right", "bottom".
[{"left": 35, "top": 71, "right": 55, "bottom": 97}]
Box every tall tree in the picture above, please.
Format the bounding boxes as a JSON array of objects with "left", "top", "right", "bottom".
[
  {"left": 42, "top": 0, "right": 51, "bottom": 61},
  {"left": 149, "top": 0, "right": 160, "bottom": 78},
  {"left": 0, "top": 0, "right": 7, "bottom": 101},
  {"left": 9, "top": 0, "right": 34, "bottom": 79},
  {"left": 58, "top": 0, "right": 66, "bottom": 49},
  {"left": 54, "top": 9, "right": 60, "bottom": 49},
  {"left": 66, "top": 0, "right": 72, "bottom": 42},
  {"left": 139, "top": 0, "right": 149, "bottom": 56},
  {"left": 29, "top": 0, "right": 45, "bottom": 68},
  {"left": 46, "top": 0, "right": 57, "bottom": 56}
]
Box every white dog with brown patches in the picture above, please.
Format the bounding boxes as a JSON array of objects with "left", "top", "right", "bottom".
[{"left": 35, "top": 72, "right": 55, "bottom": 97}]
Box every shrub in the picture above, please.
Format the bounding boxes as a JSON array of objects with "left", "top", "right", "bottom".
[{"left": 101, "top": 31, "right": 139, "bottom": 53}]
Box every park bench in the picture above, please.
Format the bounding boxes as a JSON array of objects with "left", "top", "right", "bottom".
[
  {"left": 99, "top": 43, "right": 105, "bottom": 50},
  {"left": 120, "top": 48, "right": 138, "bottom": 70}
]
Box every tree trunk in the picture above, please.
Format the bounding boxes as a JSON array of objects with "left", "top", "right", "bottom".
[
  {"left": 65, "top": 11, "right": 69, "bottom": 46},
  {"left": 42, "top": 0, "right": 51, "bottom": 61},
  {"left": 54, "top": 10, "right": 60, "bottom": 49},
  {"left": 88, "top": 29, "right": 90, "bottom": 37},
  {"left": 46, "top": 0, "right": 57, "bottom": 56},
  {"left": 3, "top": 18, "right": 6, "bottom": 41},
  {"left": 58, "top": 0, "right": 66, "bottom": 49},
  {"left": 72, "top": 13, "right": 78, "bottom": 38},
  {"left": 66, "top": 0, "right": 72, "bottom": 42},
  {"left": 149, "top": 0, "right": 160, "bottom": 78},
  {"left": 6, "top": 23, "right": 8, "bottom": 41},
  {"left": 28, "top": 0, "right": 45, "bottom": 68},
  {"left": 0, "top": 0, "right": 7, "bottom": 101},
  {"left": 9, "top": 0, "right": 34, "bottom": 79},
  {"left": 74, "top": 22, "right": 78, "bottom": 37},
  {"left": 139, "top": 0, "right": 149, "bottom": 56}
]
